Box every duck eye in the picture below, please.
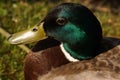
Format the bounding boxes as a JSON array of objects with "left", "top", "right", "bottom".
[
  {"left": 32, "top": 27, "right": 38, "bottom": 32},
  {"left": 56, "top": 18, "right": 67, "bottom": 25}
]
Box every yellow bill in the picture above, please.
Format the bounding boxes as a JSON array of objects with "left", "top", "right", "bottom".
[{"left": 8, "top": 22, "right": 47, "bottom": 44}]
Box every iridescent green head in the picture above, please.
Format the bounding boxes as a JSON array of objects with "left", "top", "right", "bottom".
[
  {"left": 43, "top": 3, "right": 102, "bottom": 45},
  {"left": 43, "top": 3, "right": 102, "bottom": 59},
  {"left": 9, "top": 3, "right": 102, "bottom": 60}
]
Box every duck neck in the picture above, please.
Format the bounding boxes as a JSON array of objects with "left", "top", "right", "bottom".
[{"left": 63, "top": 41, "right": 100, "bottom": 60}]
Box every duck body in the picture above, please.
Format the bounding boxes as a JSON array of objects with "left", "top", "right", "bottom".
[
  {"left": 25, "top": 37, "right": 120, "bottom": 80},
  {"left": 8, "top": 3, "right": 120, "bottom": 80},
  {"left": 38, "top": 38, "right": 120, "bottom": 80}
]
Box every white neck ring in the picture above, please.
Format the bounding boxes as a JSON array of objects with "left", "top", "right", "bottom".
[{"left": 60, "top": 44, "right": 79, "bottom": 62}]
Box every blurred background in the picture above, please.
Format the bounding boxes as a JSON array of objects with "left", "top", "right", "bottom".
[{"left": 0, "top": 0, "right": 120, "bottom": 80}]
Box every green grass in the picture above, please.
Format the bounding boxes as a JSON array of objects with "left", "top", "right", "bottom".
[{"left": 0, "top": 1, "right": 120, "bottom": 80}]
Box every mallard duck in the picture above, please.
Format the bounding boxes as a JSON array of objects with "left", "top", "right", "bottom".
[{"left": 8, "top": 3, "right": 120, "bottom": 80}]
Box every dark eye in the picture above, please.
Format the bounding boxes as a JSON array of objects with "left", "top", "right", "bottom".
[
  {"left": 32, "top": 27, "right": 38, "bottom": 32},
  {"left": 56, "top": 18, "right": 67, "bottom": 25}
]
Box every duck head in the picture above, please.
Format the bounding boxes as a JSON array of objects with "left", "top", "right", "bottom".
[{"left": 8, "top": 3, "right": 102, "bottom": 60}]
